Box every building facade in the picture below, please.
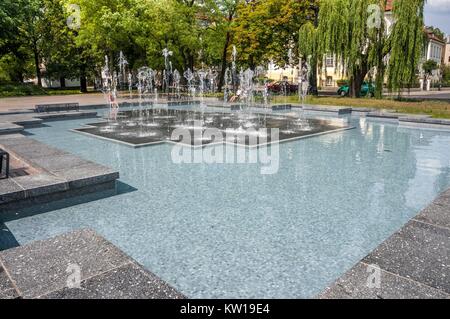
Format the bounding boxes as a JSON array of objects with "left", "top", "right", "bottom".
[
  {"left": 267, "top": 1, "right": 395, "bottom": 88},
  {"left": 419, "top": 29, "right": 446, "bottom": 89},
  {"left": 444, "top": 36, "right": 450, "bottom": 67}
]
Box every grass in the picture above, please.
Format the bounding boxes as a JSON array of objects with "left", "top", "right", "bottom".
[
  {"left": 0, "top": 83, "right": 85, "bottom": 98},
  {"left": 273, "top": 95, "right": 450, "bottom": 119}
]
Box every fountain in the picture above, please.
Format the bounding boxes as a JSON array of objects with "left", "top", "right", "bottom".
[
  {"left": 100, "top": 56, "right": 119, "bottom": 120},
  {"left": 162, "top": 48, "right": 173, "bottom": 94},
  {"left": 85, "top": 48, "right": 347, "bottom": 148},
  {"left": 183, "top": 68, "right": 195, "bottom": 100},
  {"left": 118, "top": 51, "right": 129, "bottom": 90},
  {"left": 75, "top": 108, "right": 348, "bottom": 147},
  {"left": 128, "top": 72, "right": 133, "bottom": 99},
  {"left": 173, "top": 70, "right": 181, "bottom": 100},
  {"left": 197, "top": 69, "right": 208, "bottom": 105}
]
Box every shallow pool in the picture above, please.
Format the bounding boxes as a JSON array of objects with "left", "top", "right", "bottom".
[{"left": 2, "top": 107, "right": 450, "bottom": 298}]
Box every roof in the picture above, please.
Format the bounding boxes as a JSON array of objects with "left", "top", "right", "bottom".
[{"left": 425, "top": 29, "right": 446, "bottom": 45}]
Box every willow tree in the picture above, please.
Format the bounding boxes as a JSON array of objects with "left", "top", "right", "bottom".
[
  {"left": 386, "top": 0, "right": 425, "bottom": 92},
  {"left": 300, "top": 0, "right": 425, "bottom": 98}
]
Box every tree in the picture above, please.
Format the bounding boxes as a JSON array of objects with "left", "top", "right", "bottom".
[
  {"left": 205, "top": 0, "right": 240, "bottom": 91},
  {"left": 0, "top": 0, "right": 30, "bottom": 82},
  {"left": 301, "top": 0, "right": 425, "bottom": 98},
  {"left": 233, "top": 0, "right": 313, "bottom": 68},
  {"left": 386, "top": 0, "right": 425, "bottom": 92},
  {"left": 422, "top": 60, "right": 438, "bottom": 77},
  {"left": 19, "top": 0, "right": 47, "bottom": 87},
  {"left": 443, "top": 65, "right": 450, "bottom": 85}
]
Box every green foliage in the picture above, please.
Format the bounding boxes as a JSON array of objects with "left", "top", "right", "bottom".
[
  {"left": 303, "top": 0, "right": 426, "bottom": 97},
  {"left": 426, "top": 26, "right": 445, "bottom": 41},
  {"left": 422, "top": 60, "right": 438, "bottom": 75},
  {"left": 386, "top": 0, "right": 425, "bottom": 91},
  {"left": 299, "top": 22, "right": 317, "bottom": 59},
  {"left": 0, "top": 0, "right": 427, "bottom": 96},
  {"left": 232, "top": 0, "right": 312, "bottom": 67},
  {"left": 443, "top": 65, "right": 450, "bottom": 84}
]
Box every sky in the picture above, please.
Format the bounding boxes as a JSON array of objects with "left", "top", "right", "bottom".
[{"left": 425, "top": 0, "right": 450, "bottom": 36}]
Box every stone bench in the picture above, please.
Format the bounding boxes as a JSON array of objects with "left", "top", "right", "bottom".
[{"left": 35, "top": 103, "right": 80, "bottom": 113}]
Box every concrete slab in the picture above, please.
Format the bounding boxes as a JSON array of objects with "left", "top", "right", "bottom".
[
  {"left": 6, "top": 142, "right": 67, "bottom": 160},
  {"left": 366, "top": 112, "right": 400, "bottom": 119},
  {"left": 399, "top": 117, "right": 450, "bottom": 126},
  {"left": 0, "top": 265, "right": 18, "bottom": 299},
  {"left": 414, "top": 192, "right": 450, "bottom": 229},
  {"left": 40, "top": 263, "right": 185, "bottom": 299},
  {"left": 53, "top": 164, "right": 120, "bottom": 189},
  {"left": 363, "top": 220, "right": 450, "bottom": 294},
  {"left": 0, "top": 134, "right": 34, "bottom": 147},
  {"left": 318, "top": 262, "right": 449, "bottom": 299},
  {"left": 0, "top": 179, "right": 25, "bottom": 204},
  {"left": 0, "top": 122, "right": 24, "bottom": 135},
  {"left": 303, "top": 105, "right": 352, "bottom": 115},
  {"left": 0, "top": 229, "right": 185, "bottom": 300},
  {"left": 25, "top": 154, "right": 93, "bottom": 173},
  {"left": 13, "top": 173, "right": 68, "bottom": 198},
  {"left": 0, "top": 229, "right": 130, "bottom": 298},
  {"left": 36, "top": 111, "right": 98, "bottom": 120}
]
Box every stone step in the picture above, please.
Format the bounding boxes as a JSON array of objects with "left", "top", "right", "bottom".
[
  {"left": 0, "top": 134, "right": 119, "bottom": 210},
  {"left": 0, "top": 229, "right": 185, "bottom": 299},
  {"left": 0, "top": 122, "right": 24, "bottom": 135}
]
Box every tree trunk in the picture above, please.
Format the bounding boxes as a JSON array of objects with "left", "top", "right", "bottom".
[
  {"left": 350, "top": 71, "right": 365, "bottom": 98},
  {"left": 80, "top": 62, "right": 87, "bottom": 93},
  {"left": 350, "top": 61, "right": 369, "bottom": 98},
  {"left": 33, "top": 45, "right": 42, "bottom": 87},
  {"left": 80, "top": 76, "right": 87, "bottom": 93},
  {"left": 308, "top": 57, "right": 318, "bottom": 96},
  {"left": 374, "top": 67, "right": 384, "bottom": 99},
  {"left": 59, "top": 77, "right": 66, "bottom": 89},
  {"left": 218, "top": 31, "right": 231, "bottom": 92}
]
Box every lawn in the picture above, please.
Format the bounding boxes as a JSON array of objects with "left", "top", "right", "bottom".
[
  {"left": 273, "top": 95, "right": 450, "bottom": 119},
  {"left": 0, "top": 83, "right": 85, "bottom": 98}
]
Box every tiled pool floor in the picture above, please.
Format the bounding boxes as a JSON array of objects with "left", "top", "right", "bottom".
[{"left": 1, "top": 108, "right": 450, "bottom": 298}]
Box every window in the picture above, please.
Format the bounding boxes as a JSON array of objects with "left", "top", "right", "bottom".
[
  {"left": 325, "top": 54, "right": 334, "bottom": 68},
  {"left": 326, "top": 76, "right": 333, "bottom": 86}
]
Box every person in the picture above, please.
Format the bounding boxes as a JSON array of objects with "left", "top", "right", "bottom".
[
  {"left": 229, "top": 89, "right": 242, "bottom": 103},
  {"left": 109, "top": 89, "right": 119, "bottom": 121}
]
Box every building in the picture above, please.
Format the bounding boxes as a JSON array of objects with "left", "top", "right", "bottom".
[
  {"left": 423, "top": 29, "right": 446, "bottom": 65},
  {"left": 444, "top": 35, "right": 450, "bottom": 66},
  {"left": 267, "top": 1, "right": 395, "bottom": 88},
  {"left": 316, "top": 0, "right": 394, "bottom": 88},
  {"left": 419, "top": 29, "right": 446, "bottom": 89}
]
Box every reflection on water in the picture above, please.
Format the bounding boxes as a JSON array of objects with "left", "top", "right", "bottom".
[{"left": 1, "top": 109, "right": 450, "bottom": 298}]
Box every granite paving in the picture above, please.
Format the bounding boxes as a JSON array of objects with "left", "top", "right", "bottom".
[
  {"left": 318, "top": 262, "right": 448, "bottom": 299},
  {"left": 40, "top": 263, "right": 184, "bottom": 299},
  {"left": 0, "top": 263, "right": 19, "bottom": 299},
  {"left": 363, "top": 220, "right": 450, "bottom": 294},
  {"left": 0, "top": 229, "right": 185, "bottom": 299},
  {"left": 319, "top": 188, "right": 450, "bottom": 299},
  {"left": 0, "top": 122, "right": 24, "bottom": 134},
  {"left": 303, "top": 105, "right": 352, "bottom": 115},
  {"left": 0, "top": 132, "right": 119, "bottom": 210}
]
